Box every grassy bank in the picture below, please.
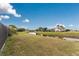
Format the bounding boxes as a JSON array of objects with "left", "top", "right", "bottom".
[
  {"left": 36, "top": 32, "right": 79, "bottom": 38},
  {"left": 1, "top": 32, "right": 79, "bottom": 56}
]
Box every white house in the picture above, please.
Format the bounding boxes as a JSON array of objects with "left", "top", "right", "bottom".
[
  {"left": 54, "top": 28, "right": 61, "bottom": 32},
  {"left": 54, "top": 24, "right": 65, "bottom": 32},
  {"left": 28, "top": 32, "right": 36, "bottom": 35}
]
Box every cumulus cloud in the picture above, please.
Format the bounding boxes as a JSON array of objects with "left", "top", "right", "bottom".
[
  {"left": 0, "top": 15, "right": 10, "bottom": 21},
  {"left": 23, "top": 19, "right": 30, "bottom": 23},
  {"left": 0, "top": 3, "right": 21, "bottom": 17}
]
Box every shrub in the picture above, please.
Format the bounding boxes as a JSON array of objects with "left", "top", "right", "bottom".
[
  {"left": 8, "top": 25, "right": 17, "bottom": 36},
  {"left": 17, "top": 28, "right": 26, "bottom": 32}
]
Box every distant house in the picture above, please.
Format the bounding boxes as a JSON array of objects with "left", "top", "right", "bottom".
[
  {"left": 54, "top": 24, "right": 65, "bottom": 32},
  {"left": 28, "top": 32, "right": 36, "bottom": 35},
  {"left": 54, "top": 28, "right": 61, "bottom": 32}
]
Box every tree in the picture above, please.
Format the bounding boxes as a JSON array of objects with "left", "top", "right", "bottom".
[
  {"left": 60, "top": 26, "right": 65, "bottom": 30},
  {"left": 42, "top": 27, "right": 47, "bottom": 32},
  {"left": 38, "top": 27, "right": 43, "bottom": 31},
  {"left": 17, "top": 28, "right": 26, "bottom": 32},
  {"left": 49, "top": 29, "right": 55, "bottom": 32},
  {"left": 65, "top": 29, "right": 70, "bottom": 32},
  {"left": 8, "top": 25, "right": 17, "bottom": 36},
  {"left": 36, "top": 27, "right": 48, "bottom": 32},
  {"left": 9, "top": 25, "right": 17, "bottom": 29},
  {"left": 36, "top": 27, "right": 43, "bottom": 31}
]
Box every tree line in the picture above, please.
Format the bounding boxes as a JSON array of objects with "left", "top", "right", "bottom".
[{"left": 8, "top": 25, "right": 71, "bottom": 36}]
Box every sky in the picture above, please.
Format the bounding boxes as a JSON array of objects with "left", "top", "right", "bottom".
[{"left": 0, "top": 3, "right": 79, "bottom": 29}]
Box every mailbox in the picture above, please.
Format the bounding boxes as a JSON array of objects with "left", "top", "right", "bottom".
[{"left": 0, "top": 23, "right": 8, "bottom": 49}]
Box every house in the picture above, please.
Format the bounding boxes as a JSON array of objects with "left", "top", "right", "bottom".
[
  {"left": 28, "top": 32, "right": 36, "bottom": 35},
  {"left": 54, "top": 24, "right": 65, "bottom": 32},
  {"left": 54, "top": 28, "right": 61, "bottom": 32}
]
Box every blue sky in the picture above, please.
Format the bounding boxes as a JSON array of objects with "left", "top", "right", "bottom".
[{"left": 1, "top": 3, "right": 79, "bottom": 29}]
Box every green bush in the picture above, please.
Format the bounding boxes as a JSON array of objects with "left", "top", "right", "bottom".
[
  {"left": 17, "top": 28, "right": 26, "bottom": 32},
  {"left": 8, "top": 25, "right": 17, "bottom": 36}
]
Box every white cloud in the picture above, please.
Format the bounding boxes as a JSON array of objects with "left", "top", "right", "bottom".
[
  {"left": 23, "top": 19, "right": 30, "bottom": 23},
  {"left": 0, "top": 15, "right": 10, "bottom": 21},
  {"left": 0, "top": 3, "right": 21, "bottom": 17},
  {"left": 69, "top": 24, "right": 74, "bottom": 27}
]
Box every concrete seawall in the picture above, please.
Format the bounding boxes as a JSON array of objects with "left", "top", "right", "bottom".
[{"left": 0, "top": 23, "right": 8, "bottom": 49}]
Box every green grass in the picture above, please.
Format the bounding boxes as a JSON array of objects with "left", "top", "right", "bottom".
[
  {"left": 36, "top": 32, "right": 79, "bottom": 38},
  {"left": 1, "top": 32, "right": 79, "bottom": 56}
]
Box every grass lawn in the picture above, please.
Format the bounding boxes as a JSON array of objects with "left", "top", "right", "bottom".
[
  {"left": 1, "top": 32, "right": 79, "bottom": 56},
  {"left": 36, "top": 32, "right": 79, "bottom": 38}
]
